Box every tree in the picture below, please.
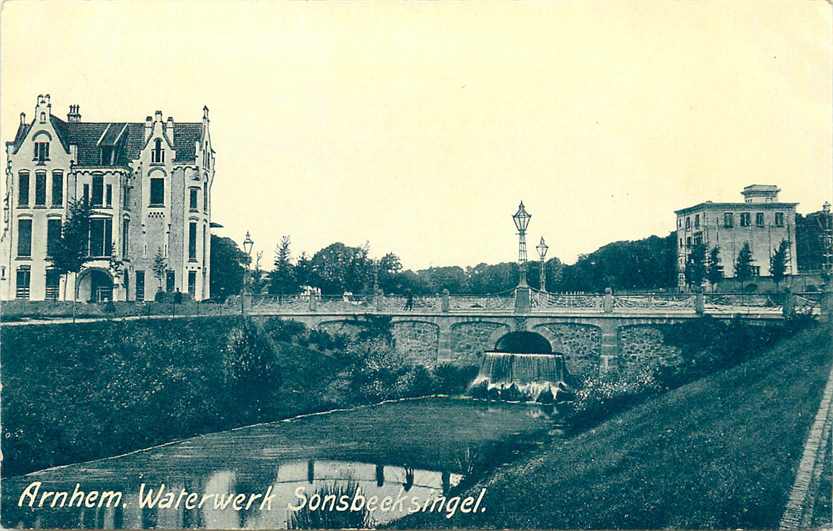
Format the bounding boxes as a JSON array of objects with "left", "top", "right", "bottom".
[
  {"left": 684, "top": 242, "right": 707, "bottom": 291},
  {"left": 50, "top": 198, "right": 93, "bottom": 302},
  {"left": 269, "top": 235, "right": 296, "bottom": 300},
  {"left": 769, "top": 239, "right": 790, "bottom": 288},
  {"left": 251, "top": 251, "right": 270, "bottom": 295},
  {"left": 294, "top": 252, "right": 314, "bottom": 288},
  {"left": 706, "top": 246, "right": 723, "bottom": 291},
  {"left": 209, "top": 235, "right": 249, "bottom": 302},
  {"left": 151, "top": 248, "right": 167, "bottom": 296},
  {"left": 310, "top": 242, "right": 373, "bottom": 295},
  {"left": 734, "top": 242, "right": 755, "bottom": 292}
]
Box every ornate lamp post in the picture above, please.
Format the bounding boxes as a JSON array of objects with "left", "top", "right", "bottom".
[
  {"left": 536, "top": 236, "right": 549, "bottom": 293},
  {"left": 512, "top": 202, "right": 532, "bottom": 312},
  {"left": 241, "top": 231, "right": 254, "bottom": 316},
  {"left": 821, "top": 201, "right": 832, "bottom": 280}
]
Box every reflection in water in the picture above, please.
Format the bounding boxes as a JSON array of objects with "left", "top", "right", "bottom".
[{"left": 2, "top": 398, "right": 555, "bottom": 529}]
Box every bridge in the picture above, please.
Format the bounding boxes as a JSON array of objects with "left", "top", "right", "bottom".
[{"left": 247, "top": 290, "right": 825, "bottom": 377}]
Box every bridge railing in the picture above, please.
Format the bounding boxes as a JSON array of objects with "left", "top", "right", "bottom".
[{"left": 243, "top": 290, "right": 821, "bottom": 316}]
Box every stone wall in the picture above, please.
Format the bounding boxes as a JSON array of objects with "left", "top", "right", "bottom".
[
  {"left": 392, "top": 321, "right": 440, "bottom": 367},
  {"left": 618, "top": 325, "right": 681, "bottom": 374},
  {"left": 318, "top": 320, "right": 365, "bottom": 339},
  {"left": 535, "top": 323, "right": 602, "bottom": 377},
  {"left": 448, "top": 321, "right": 509, "bottom": 365}
]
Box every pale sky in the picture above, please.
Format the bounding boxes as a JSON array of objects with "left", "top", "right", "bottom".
[{"left": 2, "top": 0, "right": 831, "bottom": 268}]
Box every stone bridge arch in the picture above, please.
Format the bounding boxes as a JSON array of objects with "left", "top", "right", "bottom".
[
  {"left": 390, "top": 320, "right": 441, "bottom": 367},
  {"left": 532, "top": 322, "right": 603, "bottom": 377},
  {"left": 617, "top": 323, "right": 682, "bottom": 375},
  {"left": 444, "top": 320, "right": 511, "bottom": 365}
]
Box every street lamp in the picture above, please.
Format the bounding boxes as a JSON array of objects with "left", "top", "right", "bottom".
[
  {"left": 536, "top": 236, "right": 549, "bottom": 293},
  {"left": 241, "top": 231, "right": 254, "bottom": 316},
  {"left": 512, "top": 202, "right": 532, "bottom": 287}
]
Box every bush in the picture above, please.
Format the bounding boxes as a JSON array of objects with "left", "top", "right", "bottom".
[
  {"left": 433, "top": 364, "right": 480, "bottom": 395},
  {"left": 223, "top": 320, "right": 282, "bottom": 420}
]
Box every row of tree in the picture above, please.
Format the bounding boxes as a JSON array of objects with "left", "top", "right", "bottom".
[
  {"left": 684, "top": 240, "right": 791, "bottom": 292},
  {"left": 209, "top": 228, "right": 813, "bottom": 301}
]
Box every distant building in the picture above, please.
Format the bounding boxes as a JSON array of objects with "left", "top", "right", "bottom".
[
  {"left": 674, "top": 185, "right": 798, "bottom": 289},
  {"left": 0, "top": 95, "right": 215, "bottom": 301}
]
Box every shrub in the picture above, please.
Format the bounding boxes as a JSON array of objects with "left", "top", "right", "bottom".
[
  {"left": 287, "top": 481, "right": 374, "bottom": 529},
  {"left": 433, "top": 364, "right": 480, "bottom": 395},
  {"left": 223, "top": 320, "right": 282, "bottom": 421}
]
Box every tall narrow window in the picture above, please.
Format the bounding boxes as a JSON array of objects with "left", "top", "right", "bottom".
[
  {"left": 775, "top": 212, "right": 785, "bottom": 227},
  {"left": 17, "top": 219, "right": 32, "bottom": 257},
  {"left": 202, "top": 225, "right": 206, "bottom": 267},
  {"left": 135, "top": 271, "right": 145, "bottom": 302},
  {"left": 83, "top": 184, "right": 90, "bottom": 204},
  {"left": 150, "top": 178, "right": 165, "bottom": 206},
  {"left": 152, "top": 139, "right": 164, "bottom": 163},
  {"left": 723, "top": 212, "right": 734, "bottom": 228},
  {"left": 92, "top": 175, "right": 104, "bottom": 207},
  {"left": 694, "top": 214, "right": 700, "bottom": 229},
  {"left": 188, "top": 270, "right": 196, "bottom": 295},
  {"left": 45, "top": 269, "right": 60, "bottom": 301},
  {"left": 51, "top": 171, "right": 63, "bottom": 207},
  {"left": 47, "top": 218, "right": 62, "bottom": 257},
  {"left": 203, "top": 182, "right": 208, "bottom": 211},
  {"left": 188, "top": 222, "right": 197, "bottom": 261},
  {"left": 106, "top": 184, "right": 113, "bottom": 207},
  {"left": 89, "top": 218, "right": 113, "bottom": 257},
  {"left": 15, "top": 266, "right": 31, "bottom": 300},
  {"left": 34, "top": 141, "right": 49, "bottom": 163},
  {"left": 35, "top": 172, "right": 47, "bottom": 206},
  {"left": 740, "top": 213, "right": 751, "bottom": 227},
  {"left": 189, "top": 188, "right": 199, "bottom": 210},
  {"left": 122, "top": 219, "right": 130, "bottom": 257},
  {"left": 166, "top": 270, "right": 175, "bottom": 292},
  {"left": 18, "top": 172, "right": 29, "bottom": 207}
]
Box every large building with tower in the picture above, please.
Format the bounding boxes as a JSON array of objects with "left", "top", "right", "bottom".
[
  {"left": 0, "top": 94, "right": 215, "bottom": 302},
  {"left": 675, "top": 184, "right": 798, "bottom": 289}
]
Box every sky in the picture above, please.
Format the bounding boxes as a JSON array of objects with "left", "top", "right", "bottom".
[{"left": 2, "top": 0, "right": 831, "bottom": 269}]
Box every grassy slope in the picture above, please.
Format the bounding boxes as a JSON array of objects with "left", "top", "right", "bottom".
[
  {"left": 0, "top": 318, "right": 347, "bottom": 477},
  {"left": 399, "top": 325, "right": 832, "bottom": 529}
]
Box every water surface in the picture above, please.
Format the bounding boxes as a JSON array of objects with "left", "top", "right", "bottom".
[{"left": 2, "top": 397, "right": 556, "bottom": 529}]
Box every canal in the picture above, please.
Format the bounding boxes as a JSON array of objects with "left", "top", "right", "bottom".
[{"left": 2, "top": 397, "right": 558, "bottom": 529}]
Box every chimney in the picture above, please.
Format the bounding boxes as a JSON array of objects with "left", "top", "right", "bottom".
[
  {"left": 144, "top": 115, "right": 153, "bottom": 142},
  {"left": 166, "top": 115, "right": 174, "bottom": 143},
  {"left": 19, "top": 112, "right": 26, "bottom": 126},
  {"left": 203, "top": 105, "right": 209, "bottom": 124},
  {"left": 67, "top": 104, "right": 81, "bottom": 122}
]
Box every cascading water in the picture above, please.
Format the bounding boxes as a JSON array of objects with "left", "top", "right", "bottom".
[{"left": 470, "top": 352, "right": 573, "bottom": 403}]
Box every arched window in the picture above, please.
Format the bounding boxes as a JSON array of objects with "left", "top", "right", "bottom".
[{"left": 151, "top": 138, "right": 164, "bottom": 163}]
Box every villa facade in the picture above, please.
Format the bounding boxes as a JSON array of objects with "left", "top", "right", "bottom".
[
  {"left": 675, "top": 184, "right": 798, "bottom": 289},
  {"left": 0, "top": 95, "right": 216, "bottom": 302}
]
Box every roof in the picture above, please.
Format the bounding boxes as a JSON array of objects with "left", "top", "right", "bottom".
[
  {"left": 674, "top": 201, "right": 799, "bottom": 215},
  {"left": 10, "top": 115, "right": 203, "bottom": 166},
  {"left": 742, "top": 184, "right": 780, "bottom": 192}
]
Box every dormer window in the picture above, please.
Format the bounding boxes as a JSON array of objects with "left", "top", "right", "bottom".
[
  {"left": 39, "top": 112, "right": 46, "bottom": 123},
  {"left": 34, "top": 141, "right": 49, "bottom": 163},
  {"left": 100, "top": 146, "right": 114, "bottom": 165},
  {"left": 151, "top": 139, "right": 165, "bottom": 163}
]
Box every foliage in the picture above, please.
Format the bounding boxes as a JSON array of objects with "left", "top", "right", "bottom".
[
  {"left": 796, "top": 211, "right": 826, "bottom": 273},
  {"left": 50, "top": 198, "right": 93, "bottom": 300},
  {"left": 287, "top": 481, "right": 374, "bottom": 529},
  {"left": 270, "top": 235, "right": 297, "bottom": 298},
  {"left": 222, "top": 320, "right": 282, "bottom": 418},
  {"left": 151, "top": 248, "right": 167, "bottom": 293},
  {"left": 769, "top": 239, "right": 789, "bottom": 287},
  {"left": 706, "top": 246, "right": 723, "bottom": 289},
  {"left": 209, "top": 235, "right": 248, "bottom": 302},
  {"left": 734, "top": 242, "right": 754, "bottom": 290},
  {"left": 309, "top": 242, "right": 374, "bottom": 296},
  {"left": 559, "top": 233, "right": 677, "bottom": 292},
  {"left": 684, "top": 242, "right": 707, "bottom": 289}
]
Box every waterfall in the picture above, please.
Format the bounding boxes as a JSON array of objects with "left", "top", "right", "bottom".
[{"left": 471, "top": 352, "right": 571, "bottom": 402}]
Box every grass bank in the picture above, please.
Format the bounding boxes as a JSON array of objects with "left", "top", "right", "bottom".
[
  {"left": 1, "top": 316, "right": 476, "bottom": 477},
  {"left": 396, "top": 323, "right": 832, "bottom": 529}
]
